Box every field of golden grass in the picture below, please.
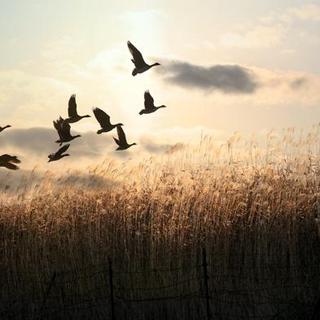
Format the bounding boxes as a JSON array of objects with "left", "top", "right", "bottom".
[{"left": 1, "top": 129, "right": 320, "bottom": 319}]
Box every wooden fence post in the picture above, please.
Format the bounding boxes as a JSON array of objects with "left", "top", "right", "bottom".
[
  {"left": 108, "top": 257, "right": 116, "bottom": 320},
  {"left": 202, "top": 248, "right": 212, "bottom": 320}
]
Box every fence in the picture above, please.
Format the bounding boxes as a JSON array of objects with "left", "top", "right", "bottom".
[{"left": 1, "top": 248, "right": 319, "bottom": 320}]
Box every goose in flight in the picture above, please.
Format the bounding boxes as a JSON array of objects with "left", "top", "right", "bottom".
[
  {"left": 53, "top": 117, "right": 81, "bottom": 145},
  {"left": 93, "top": 108, "right": 123, "bottom": 134},
  {"left": 139, "top": 91, "right": 166, "bottom": 115},
  {"left": 127, "top": 41, "right": 160, "bottom": 76},
  {"left": 0, "top": 125, "right": 11, "bottom": 133},
  {"left": 48, "top": 144, "right": 70, "bottom": 162},
  {"left": 113, "top": 125, "right": 136, "bottom": 151},
  {"left": 66, "top": 95, "right": 90, "bottom": 123},
  {"left": 0, "top": 154, "right": 21, "bottom": 170}
]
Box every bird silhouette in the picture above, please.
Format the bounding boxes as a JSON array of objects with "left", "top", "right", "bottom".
[
  {"left": 139, "top": 91, "right": 166, "bottom": 115},
  {"left": 113, "top": 125, "right": 136, "bottom": 150},
  {"left": 0, "top": 154, "right": 21, "bottom": 170},
  {"left": 0, "top": 125, "right": 11, "bottom": 133},
  {"left": 127, "top": 41, "right": 160, "bottom": 76},
  {"left": 48, "top": 144, "right": 70, "bottom": 162},
  {"left": 93, "top": 108, "right": 123, "bottom": 134},
  {"left": 53, "top": 117, "right": 81, "bottom": 145},
  {"left": 66, "top": 95, "right": 90, "bottom": 123}
]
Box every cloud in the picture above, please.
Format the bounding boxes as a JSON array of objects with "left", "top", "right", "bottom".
[
  {"left": 219, "top": 3, "right": 320, "bottom": 50},
  {"left": 0, "top": 127, "right": 191, "bottom": 169},
  {"left": 0, "top": 169, "right": 118, "bottom": 195},
  {"left": 140, "top": 136, "right": 185, "bottom": 154},
  {"left": 286, "top": 4, "right": 320, "bottom": 22},
  {"left": 290, "top": 77, "right": 308, "bottom": 89},
  {"left": 220, "top": 24, "right": 285, "bottom": 49},
  {"left": 158, "top": 61, "right": 259, "bottom": 94},
  {"left": 0, "top": 127, "right": 114, "bottom": 160}
]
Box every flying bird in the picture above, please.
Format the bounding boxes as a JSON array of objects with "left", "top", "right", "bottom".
[
  {"left": 93, "top": 108, "right": 123, "bottom": 134},
  {"left": 113, "top": 125, "right": 136, "bottom": 151},
  {"left": 66, "top": 95, "right": 90, "bottom": 123},
  {"left": 0, "top": 125, "right": 11, "bottom": 133},
  {"left": 127, "top": 41, "right": 160, "bottom": 76},
  {"left": 53, "top": 117, "right": 81, "bottom": 145},
  {"left": 48, "top": 144, "right": 70, "bottom": 162},
  {"left": 139, "top": 91, "right": 166, "bottom": 115},
  {"left": 0, "top": 154, "right": 21, "bottom": 170}
]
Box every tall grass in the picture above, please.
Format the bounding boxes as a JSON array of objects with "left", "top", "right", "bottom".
[{"left": 0, "top": 129, "right": 320, "bottom": 319}]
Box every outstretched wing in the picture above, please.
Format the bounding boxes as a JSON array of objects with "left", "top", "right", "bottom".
[
  {"left": 61, "top": 119, "right": 73, "bottom": 139},
  {"left": 53, "top": 117, "right": 64, "bottom": 140},
  {"left": 144, "top": 91, "right": 154, "bottom": 110},
  {"left": 113, "top": 137, "right": 120, "bottom": 146},
  {"left": 3, "top": 162, "right": 19, "bottom": 170},
  {"left": 127, "top": 41, "right": 146, "bottom": 68},
  {"left": 116, "top": 125, "right": 128, "bottom": 145},
  {"left": 93, "top": 108, "right": 111, "bottom": 129},
  {"left": 0, "top": 154, "right": 21, "bottom": 163},
  {"left": 68, "top": 94, "right": 79, "bottom": 118},
  {"left": 56, "top": 144, "right": 70, "bottom": 157}
]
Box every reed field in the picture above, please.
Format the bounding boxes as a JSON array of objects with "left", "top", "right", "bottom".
[{"left": 1, "top": 128, "right": 320, "bottom": 319}]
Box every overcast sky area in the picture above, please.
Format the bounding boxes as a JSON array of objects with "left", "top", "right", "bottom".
[{"left": 0, "top": 0, "right": 320, "bottom": 167}]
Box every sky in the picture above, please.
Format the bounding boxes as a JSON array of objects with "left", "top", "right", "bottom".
[{"left": 0, "top": 0, "right": 320, "bottom": 164}]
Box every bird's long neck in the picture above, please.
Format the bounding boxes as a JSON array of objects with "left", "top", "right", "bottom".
[
  {"left": 4, "top": 125, "right": 11, "bottom": 129},
  {"left": 150, "top": 63, "right": 159, "bottom": 68}
]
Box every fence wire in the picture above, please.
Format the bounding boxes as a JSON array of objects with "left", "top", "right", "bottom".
[{"left": 1, "top": 250, "right": 319, "bottom": 320}]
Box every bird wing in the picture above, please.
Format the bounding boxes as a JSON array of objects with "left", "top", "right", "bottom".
[
  {"left": 116, "top": 125, "right": 128, "bottom": 145},
  {"left": 144, "top": 91, "right": 154, "bottom": 110},
  {"left": 3, "top": 162, "right": 19, "bottom": 170},
  {"left": 127, "top": 41, "right": 146, "bottom": 68},
  {"left": 113, "top": 137, "right": 120, "bottom": 146},
  {"left": 53, "top": 117, "right": 64, "bottom": 140},
  {"left": 56, "top": 144, "right": 70, "bottom": 157},
  {"left": 93, "top": 108, "right": 111, "bottom": 129},
  {"left": 61, "top": 119, "right": 73, "bottom": 139},
  {"left": 68, "top": 94, "right": 79, "bottom": 118},
  {"left": 0, "top": 154, "right": 20, "bottom": 163}
]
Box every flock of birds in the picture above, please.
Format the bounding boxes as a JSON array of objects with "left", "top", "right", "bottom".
[{"left": 0, "top": 41, "right": 165, "bottom": 170}]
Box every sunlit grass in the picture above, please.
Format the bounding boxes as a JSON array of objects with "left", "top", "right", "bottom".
[{"left": 0, "top": 127, "right": 320, "bottom": 319}]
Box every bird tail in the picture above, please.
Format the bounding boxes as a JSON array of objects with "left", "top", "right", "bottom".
[
  {"left": 132, "top": 69, "right": 138, "bottom": 76},
  {"left": 139, "top": 110, "right": 144, "bottom": 115}
]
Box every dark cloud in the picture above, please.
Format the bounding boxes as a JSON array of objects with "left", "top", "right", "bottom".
[
  {"left": 157, "top": 60, "right": 259, "bottom": 94},
  {"left": 143, "top": 141, "right": 172, "bottom": 154},
  {"left": 0, "top": 169, "right": 118, "bottom": 194},
  {"left": 290, "top": 77, "right": 308, "bottom": 89},
  {"left": 140, "top": 136, "right": 185, "bottom": 155},
  {"left": 0, "top": 128, "right": 171, "bottom": 168},
  {"left": 0, "top": 127, "right": 114, "bottom": 159}
]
